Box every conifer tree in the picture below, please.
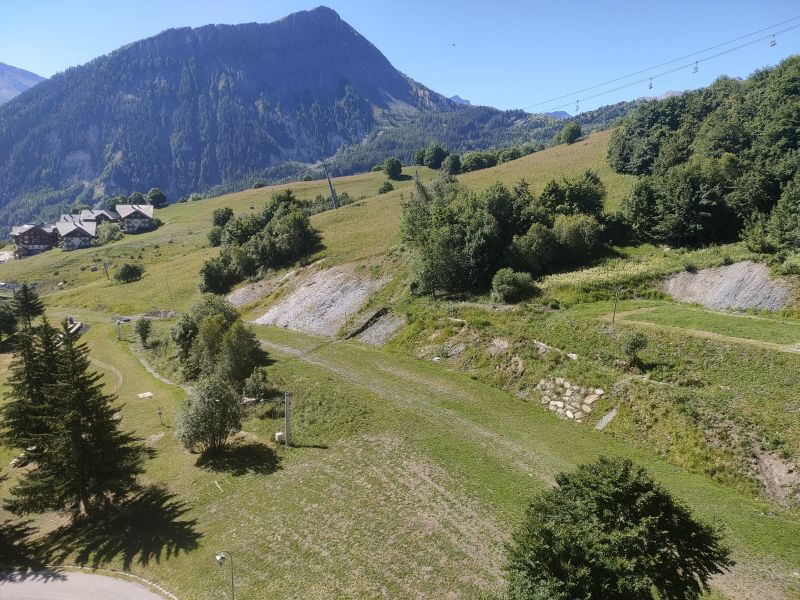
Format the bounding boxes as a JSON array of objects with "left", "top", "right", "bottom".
[
  {"left": 1, "top": 319, "right": 59, "bottom": 451},
  {"left": 6, "top": 324, "right": 144, "bottom": 518},
  {"left": 11, "top": 284, "right": 44, "bottom": 329}
]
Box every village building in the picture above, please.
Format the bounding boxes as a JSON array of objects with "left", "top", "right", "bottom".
[
  {"left": 56, "top": 219, "right": 96, "bottom": 251},
  {"left": 80, "top": 208, "right": 120, "bottom": 223},
  {"left": 10, "top": 223, "right": 58, "bottom": 257},
  {"left": 116, "top": 204, "right": 155, "bottom": 233}
]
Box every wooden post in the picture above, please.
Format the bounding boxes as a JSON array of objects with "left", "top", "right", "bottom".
[
  {"left": 284, "top": 392, "right": 292, "bottom": 447},
  {"left": 612, "top": 287, "right": 619, "bottom": 323}
]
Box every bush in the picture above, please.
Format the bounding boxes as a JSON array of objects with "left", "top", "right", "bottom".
[
  {"left": 511, "top": 223, "right": 558, "bottom": 275},
  {"left": 424, "top": 141, "right": 449, "bottom": 169},
  {"left": 552, "top": 214, "right": 602, "bottom": 264},
  {"left": 558, "top": 121, "right": 582, "bottom": 144},
  {"left": 243, "top": 368, "right": 271, "bottom": 402},
  {"left": 383, "top": 157, "right": 402, "bottom": 180},
  {"left": 441, "top": 154, "right": 461, "bottom": 175},
  {"left": 146, "top": 187, "right": 167, "bottom": 208},
  {"left": 252, "top": 182, "right": 266, "bottom": 189},
  {"left": 93, "top": 222, "right": 123, "bottom": 246},
  {"left": 378, "top": 180, "right": 394, "bottom": 195},
  {"left": 135, "top": 318, "right": 152, "bottom": 347},
  {"left": 114, "top": 263, "right": 144, "bottom": 283},
  {"left": 176, "top": 375, "right": 243, "bottom": 454},
  {"left": 212, "top": 207, "right": 234, "bottom": 227},
  {"left": 198, "top": 253, "right": 239, "bottom": 294},
  {"left": 623, "top": 331, "right": 648, "bottom": 367},
  {"left": 491, "top": 268, "right": 539, "bottom": 303},
  {"left": 505, "top": 457, "right": 732, "bottom": 600},
  {"left": 208, "top": 225, "right": 223, "bottom": 247}
]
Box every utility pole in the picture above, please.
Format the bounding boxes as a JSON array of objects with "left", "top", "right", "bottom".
[
  {"left": 284, "top": 392, "right": 292, "bottom": 447},
  {"left": 323, "top": 164, "right": 338, "bottom": 210}
]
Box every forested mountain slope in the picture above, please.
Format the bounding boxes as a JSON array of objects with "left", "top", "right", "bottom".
[
  {"left": 0, "top": 6, "right": 637, "bottom": 230},
  {"left": 610, "top": 55, "right": 800, "bottom": 251},
  {"left": 0, "top": 7, "right": 455, "bottom": 227}
]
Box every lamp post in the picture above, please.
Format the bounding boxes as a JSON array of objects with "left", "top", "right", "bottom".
[{"left": 215, "top": 550, "right": 235, "bottom": 600}]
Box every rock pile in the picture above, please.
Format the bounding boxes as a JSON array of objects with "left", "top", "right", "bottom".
[{"left": 535, "top": 378, "right": 604, "bottom": 423}]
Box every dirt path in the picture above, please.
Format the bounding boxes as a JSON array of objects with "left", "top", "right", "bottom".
[
  {"left": 261, "top": 339, "right": 560, "bottom": 484},
  {"left": 89, "top": 357, "right": 124, "bottom": 394},
  {"left": 134, "top": 354, "right": 192, "bottom": 394},
  {"left": 258, "top": 332, "right": 799, "bottom": 599},
  {"left": 605, "top": 307, "right": 800, "bottom": 354}
]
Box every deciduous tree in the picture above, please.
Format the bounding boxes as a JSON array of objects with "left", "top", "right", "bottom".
[{"left": 505, "top": 457, "right": 733, "bottom": 600}]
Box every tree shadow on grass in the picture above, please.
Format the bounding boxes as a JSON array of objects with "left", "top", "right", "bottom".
[
  {"left": 0, "top": 519, "right": 61, "bottom": 580},
  {"left": 195, "top": 441, "right": 281, "bottom": 477},
  {"left": 46, "top": 485, "right": 202, "bottom": 570}
]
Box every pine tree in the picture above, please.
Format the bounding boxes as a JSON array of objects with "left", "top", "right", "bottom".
[
  {"left": 1, "top": 318, "right": 59, "bottom": 451},
  {"left": 6, "top": 324, "right": 144, "bottom": 518},
  {"left": 11, "top": 284, "right": 44, "bottom": 329}
]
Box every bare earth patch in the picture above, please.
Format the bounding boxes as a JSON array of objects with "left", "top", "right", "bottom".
[
  {"left": 356, "top": 312, "right": 405, "bottom": 346},
  {"left": 253, "top": 265, "right": 388, "bottom": 337},
  {"left": 664, "top": 261, "right": 792, "bottom": 311},
  {"left": 226, "top": 268, "right": 300, "bottom": 307}
]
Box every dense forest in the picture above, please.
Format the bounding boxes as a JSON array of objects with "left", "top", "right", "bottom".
[{"left": 609, "top": 55, "right": 800, "bottom": 252}]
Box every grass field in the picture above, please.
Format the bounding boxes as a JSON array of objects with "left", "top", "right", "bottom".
[
  {"left": 624, "top": 305, "right": 800, "bottom": 346},
  {"left": 3, "top": 130, "right": 800, "bottom": 598},
  {"left": 3, "top": 316, "right": 798, "bottom": 598}
]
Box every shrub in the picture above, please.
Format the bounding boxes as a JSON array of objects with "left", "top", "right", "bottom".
[
  {"left": 243, "top": 368, "right": 271, "bottom": 402},
  {"left": 212, "top": 207, "right": 234, "bottom": 227},
  {"left": 383, "top": 157, "right": 402, "bottom": 180},
  {"left": 511, "top": 223, "right": 557, "bottom": 275},
  {"left": 252, "top": 182, "right": 266, "bottom": 189},
  {"left": 552, "top": 214, "right": 602, "bottom": 264},
  {"left": 135, "top": 318, "right": 152, "bottom": 347},
  {"left": 114, "top": 263, "right": 144, "bottom": 283},
  {"left": 208, "top": 225, "right": 223, "bottom": 247},
  {"left": 424, "top": 141, "right": 449, "bottom": 169},
  {"left": 378, "top": 181, "right": 394, "bottom": 194},
  {"left": 491, "top": 268, "right": 539, "bottom": 303},
  {"left": 94, "top": 222, "right": 123, "bottom": 246},
  {"left": 623, "top": 331, "right": 648, "bottom": 367},
  {"left": 441, "top": 153, "right": 461, "bottom": 175},
  {"left": 557, "top": 121, "right": 582, "bottom": 144},
  {"left": 176, "top": 375, "right": 243, "bottom": 454}
]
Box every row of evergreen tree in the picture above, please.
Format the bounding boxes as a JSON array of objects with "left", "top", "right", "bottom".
[{"left": 2, "top": 285, "right": 143, "bottom": 519}]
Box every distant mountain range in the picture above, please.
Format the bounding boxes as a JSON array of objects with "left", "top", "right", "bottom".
[
  {"left": 0, "top": 62, "right": 44, "bottom": 104},
  {"left": 0, "top": 7, "right": 637, "bottom": 228}
]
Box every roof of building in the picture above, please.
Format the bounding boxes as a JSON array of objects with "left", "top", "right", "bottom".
[
  {"left": 10, "top": 223, "right": 56, "bottom": 237},
  {"left": 80, "top": 209, "right": 120, "bottom": 222},
  {"left": 116, "top": 204, "right": 154, "bottom": 219},
  {"left": 56, "top": 220, "right": 96, "bottom": 237}
]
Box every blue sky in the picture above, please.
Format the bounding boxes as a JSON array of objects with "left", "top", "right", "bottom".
[{"left": 1, "top": 1, "right": 799, "bottom": 113}]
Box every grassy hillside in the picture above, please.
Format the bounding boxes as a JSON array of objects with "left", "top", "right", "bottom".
[{"left": 2, "top": 130, "right": 800, "bottom": 599}]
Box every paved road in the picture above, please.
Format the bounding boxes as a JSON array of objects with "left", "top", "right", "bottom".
[{"left": 0, "top": 572, "right": 166, "bottom": 599}]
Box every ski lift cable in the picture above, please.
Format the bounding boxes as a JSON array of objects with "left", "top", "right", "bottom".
[
  {"left": 523, "top": 14, "right": 800, "bottom": 110},
  {"left": 541, "top": 21, "right": 800, "bottom": 113}
]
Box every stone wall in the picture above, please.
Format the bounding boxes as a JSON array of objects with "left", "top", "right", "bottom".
[{"left": 535, "top": 378, "right": 604, "bottom": 422}]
